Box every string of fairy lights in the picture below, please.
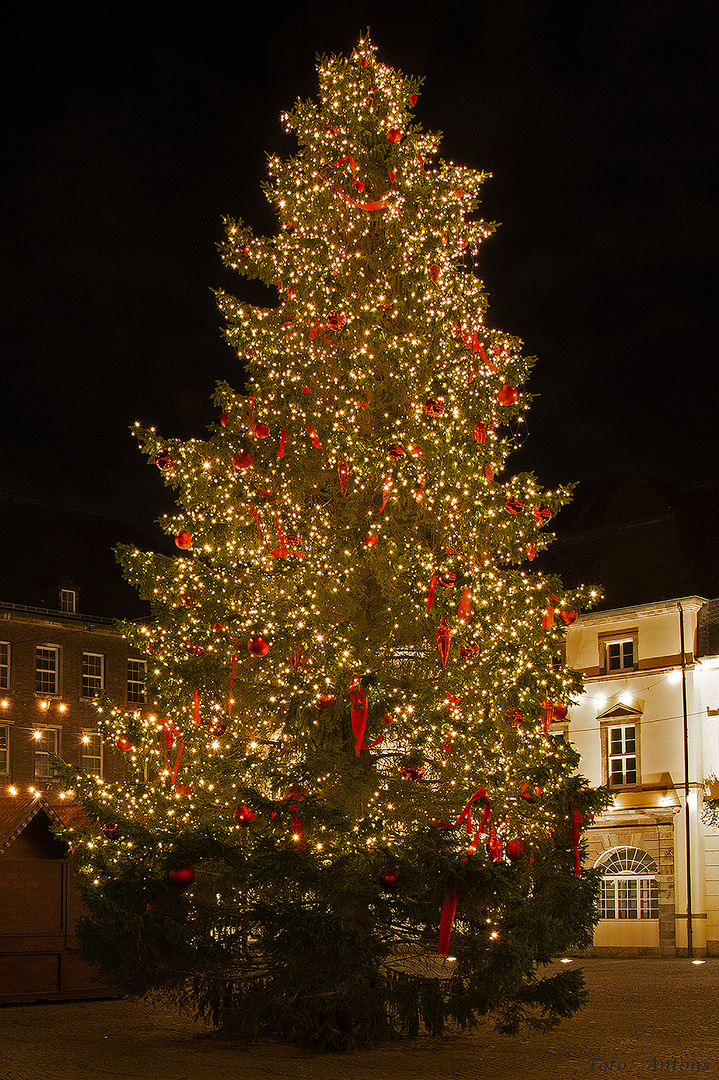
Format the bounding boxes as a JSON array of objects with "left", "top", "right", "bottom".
[{"left": 60, "top": 37, "right": 596, "bottom": 920}]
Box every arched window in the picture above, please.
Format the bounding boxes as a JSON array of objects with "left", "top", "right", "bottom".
[{"left": 595, "top": 847, "right": 659, "bottom": 920}]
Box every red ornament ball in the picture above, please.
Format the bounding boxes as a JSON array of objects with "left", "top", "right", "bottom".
[
  {"left": 380, "top": 871, "right": 399, "bottom": 893},
  {"left": 155, "top": 452, "right": 175, "bottom": 470},
  {"left": 561, "top": 610, "right": 578, "bottom": 626},
  {"left": 168, "top": 867, "right": 195, "bottom": 890},
  {"left": 220, "top": 410, "right": 229, "bottom": 427},
  {"left": 520, "top": 783, "right": 543, "bottom": 804},
  {"left": 174, "top": 531, "right": 193, "bottom": 550},
  {"left": 428, "top": 264, "right": 441, "bottom": 283},
  {"left": 314, "top": 693, "right": 334, "bottom": 711},
  {"left": 233, "top": 805, "right": 257, "bottom": 825},
  {"left": 505, "top": 838, "right": 527, "bottom": 862},
  {"left": 473, "top": 421, "right": 487, "bottom": 444},
  {"left": 410, "top": 93, "right": 417, "bottom": 106},
  {"left": 553, "top": 703, "right": 569, "bottom": 721},
  {"left": 114, "top": 735, "right": 132, "bottom": 752},
  {"left": 424, "top": 399, "right": 445, "bottom": 417},
  {"left": 251, "top": 422, "right": 270, "bottom": 439},
  {"left": 232, "top": 451, "right": 253, "bottom": 470},
  {"left": 363, "top": 533, "right": 378, "bottom": 549},
  {"left": 387, "top": 128, "right": 402, "bottom": 144},
  {"left": 248, "top": 635, "right": 271, "bottom": 657},
  {"left": 497, "top": 384, "right": 519, "bottom": 407},
  {"left": 208, "top": 718, "right": 227, "bottom": 738}
]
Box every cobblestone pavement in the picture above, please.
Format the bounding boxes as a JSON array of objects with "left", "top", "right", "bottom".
[{"left": 1, "top": 959, "right": 717, "bottom": 1080}]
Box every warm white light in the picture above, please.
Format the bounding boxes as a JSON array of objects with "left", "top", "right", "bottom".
[
  {"left": 58, "top": 703, "right": 67, "bottom": 712},
  {"left": 692, "top": 960, "right": 706, "bottom": 965},
  {"left": 38, "top": 701, "right": 49, "bottom": 711},
  {"left": 559, "top": 958, "right": 573, "bottom": 964},
  {"left": 0, "top": 699, "right": 8, "bottom": 709},
  {"left": 668, "top": 670, "right": 682, "bottom": 685},
  {"left": 618, "top": 690, "right": 632, "bottom": 706},
  {"left": 32, "top": 729, "right": 43, "bottom": 740}
]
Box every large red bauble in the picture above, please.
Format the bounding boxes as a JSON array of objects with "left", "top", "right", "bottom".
[
  {"left": 505, "top": 838, "right": 527, "bottom": 862},
  {"left": 387, "top": 128, "right": 402, "bottom": 143},
  {"left": 428, "top": 264, "right": 441, "bottom": 283},
  {"left": 314, "top": 693, "right": 334, "bottom": 711},
  {"left": 251, "top": 422, "right": 270, "bottom": 439},
  {"left": 114, "top": 735, "right": 132, "bottom": 752},
  {"left": 363, "top": 534, "right": 378, "bottom": 549},
  {"left": 233, "top": 805, "right": 257, "bottom": 825},
  {"left": 168, "top": 867, "right": 195, "bottom": 890},
  {"left": 561, "top": 610, "right": 578, "bottom": 626},
  {"left": 248, "top": 635, "right": 270, "bottom": 657},
  {"left": 174, "top": 531, "right": 193, "bottom": 549},
  {"left": 553, "top": 703, "right": 569, "bottom": 721},
  {"left": 534, "top": 505, "right": 552, "bottom": 525},
  {"left": 208, "top": 718, "right": 227, "bottom": 738},
  {"left": 232, "top": 451, "right": 253, "bottom": 470},
  {"left": 155, "top": 452, "right": 175, "bottom": 470},
  {"left": 497, "top": 384, "right": 519, "bottom": 406},
  {"left": 220, "top": 410, "right": 229, "bottom": 426},
  {"left": 437, "top": 572, "right": 457, "bottom": 588}
]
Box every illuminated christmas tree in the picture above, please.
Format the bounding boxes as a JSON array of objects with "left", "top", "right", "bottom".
[{"left": 58, "top": 37, "right": 608, "bottom": 1050}]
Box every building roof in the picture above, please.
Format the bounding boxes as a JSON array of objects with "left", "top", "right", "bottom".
[
  {"left": 0, "top": 794, "right": 89, "bottom": 856},
  {"left": 537, "top": 473, "right": 719, "bottom": 611},
  {"left": 0, "top": 491, "right": 170, "bottom": 620}
]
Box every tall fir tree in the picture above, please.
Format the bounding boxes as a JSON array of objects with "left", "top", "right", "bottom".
[{"left": 58, "top": 37, "right": 608, "bottom": 1051}]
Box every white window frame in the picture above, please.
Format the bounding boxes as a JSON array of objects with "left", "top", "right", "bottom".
[
  {"left": 0, "top": 723, "right": 9, "bottom": 774},
  {"left": 596, "top": 847, "right": 659, "bottom": 920},
  {"left": 127, "top": 658, "right": 147, "bottom": 704},
  {"left": 0, "top": 642, "right": 9, "bottom": 690},
  {"left": 82, "top": 652, "right": 105, "bottom": 698},
  {"left": 59, "top": 589, "right": 77, "bottom": 613},
  {"left": 607, "top": 722, "right": 638, "bottom": 787},
  {"left": 35, "top": 646, "right": 59, "bottom": 696},
  {"left": 34, "top": 726, "right": 60, "bottom": 778},
  {"left": 599, "top": 631, "right": 638, "bottom": 673},
  {"left": 81, "top": 730, "right": 103, "bottom": 776}
]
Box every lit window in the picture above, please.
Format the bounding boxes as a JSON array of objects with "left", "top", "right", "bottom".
[
  {"left": 608, "top": 724, "right": 637, "bottom": 787},
  {"left": 127, "top": 659, "right": 147, "bottom": 704},
  {"left": 36, "top": 647, "right": 59, "bottom": 695},
  {"left": 82, "top": 653, "right": 104, "bottom": 698},
  {"left": 0, "top": 724, "right": 8, "bottom": 773},
  {"left": 81, "top": 732, "right": 103, "bottom": 776},
  {"left": 34, "top": 727, "right": 59, "bottom": 778},
  {"left": 0, "top": 642, "right": 9, "bottom": 689},
  {"left": 59, "top": 589, "right": 77, "bottom": 613},
  {"left": 596, "top": 847, "right": 658, "bottom": 920}
]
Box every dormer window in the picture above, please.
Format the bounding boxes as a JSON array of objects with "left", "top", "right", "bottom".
[
  {"left": 599, "top": 631, "right": 638, "bottom": 673},
  {"left": 59, "top": 589, "right": 77, "bottom": 613}
]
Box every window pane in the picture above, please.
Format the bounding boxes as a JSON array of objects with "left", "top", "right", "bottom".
[
  {"left": 624, "top": 727, "right": 636, "bottom": 752},
  {"left": 34, "top": 728, "right": 58, "bottom": 777},
  {"left": 625, "top": 759, "right": 637, "bottom": 785},
  {"left": 127, "top": 659, "right": 146, "bottom": 704},
  {"left": 618, "top": 879, "right": 638, "bottom": 919},
  {"left": 623, "top": 640, "right": 634, "bottom": 666},
  {"left": 0, "top": 725, "right": 8, "bottom": 772},
  {"left": 610, "top": 728, "right": 623, "bottom": 753},
  {"left": 82, "top": 653, "right": 104, "bottom": 698},
  {"left": 608, "top": 643, "right": 621, "bottom": 669},
  {"left": 0, "top": 642, "right": 8, "bottom": 689},
  {"left": 36, "top": 648, "right": 57, "bottom": 694},
  {"left": 601, "top": 879, "right": 616, "bottom": 919},
  {"left": 81, "top": 733, "right": 102, "bottom": 776},
  {"left": 610, "top": 763, "right": 625, "bottom": 786}
]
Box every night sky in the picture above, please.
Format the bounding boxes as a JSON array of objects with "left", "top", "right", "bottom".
[{"left": 2, "top": 1, "right": 717, "bottom": 529}]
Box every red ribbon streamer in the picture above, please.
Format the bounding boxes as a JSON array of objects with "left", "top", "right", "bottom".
[
  {"left": 285, "top": 788, "right": 307, "bottom": 849},
  {"left": 571, "top": 809, "right": 583, "bottom": 876},
  {"left": 439, "top": 892, "right": 458, "bottom": 957},
  {"left": 192, "top": 688, "right": 201, "bottom": 726},
  {"left": 350, "top": 677, "right": 369, "bottom": 757},
  {"left": 228, "top": 655, "right": 236, "bottom": 718},
  {"left": 427, "top": 574, "right": 437, "bottom": 610},
  {"left": 278, "top": 426, "right": 286, "bottom": 459}
]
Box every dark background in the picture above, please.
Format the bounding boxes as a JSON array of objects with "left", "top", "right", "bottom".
[{"left": 2, "top": 0, "right": 717, "bottom": 529}]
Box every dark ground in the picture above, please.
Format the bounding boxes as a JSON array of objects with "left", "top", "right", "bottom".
[{"left": 1, "top": 959, "right": 716, "bottom": 1080}]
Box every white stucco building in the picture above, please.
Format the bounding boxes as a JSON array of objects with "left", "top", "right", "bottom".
[{"left": 562, "top": 596, "right": 719, "bottom": 956}]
